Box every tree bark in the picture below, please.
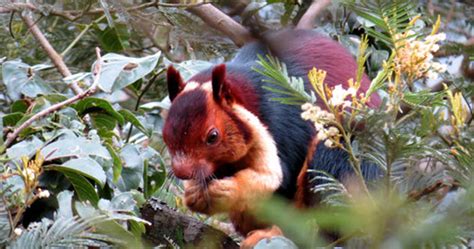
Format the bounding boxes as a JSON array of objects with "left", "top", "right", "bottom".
[
  {"left": 141, "top": 198, "right": 239, "bottom": 249},
  {"left": 186, "top": 4, "right": 255, "bottom": 47}
]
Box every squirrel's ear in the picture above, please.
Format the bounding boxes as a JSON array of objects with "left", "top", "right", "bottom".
[
  {"left": 167, "top": 66, "right": 185, "bottom": 102},
  {"left": 212, "top": 64, "right": 233, "bottom": 103}
]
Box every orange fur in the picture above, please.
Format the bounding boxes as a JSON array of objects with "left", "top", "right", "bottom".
[
  {"left": 240, "top": 226, "right": 283, "bottom": 249},
  {"left": 295, "top": 138, "right": 320, "bottom": 208}
]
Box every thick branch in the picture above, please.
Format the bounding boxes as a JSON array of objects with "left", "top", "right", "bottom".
[
  {"left": 4, "top": 48, "right": 102, "bottom": 148},
  {"left": 141, "top": 198, "right": 239, "bottom": 248},
  {"left": 186, "top": 4, "right": 255, "bottom": 47},
  {"left": 21, "top": 14, "right": 83, "bottom": 95},
  {"left": 296, "top": 0, "right": 332, "bottom": 30}
]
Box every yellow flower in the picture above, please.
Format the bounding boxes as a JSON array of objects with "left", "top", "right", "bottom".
[
  {"left": 393, "top": 29, "right": 447, "bottom": 81},
  {"left": 445, "top": 84, "right": 469, "bottom": 133}
]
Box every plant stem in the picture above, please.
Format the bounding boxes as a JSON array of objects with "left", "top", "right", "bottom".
[
  {"left": 125, "top": 69, "right": 164, "bottom": 143},
  {"left": 333, "top": 121, "right": 372, "bottom": 198},
  {"left": 60, "top": 15, "right": 106, "bottom": 57}
]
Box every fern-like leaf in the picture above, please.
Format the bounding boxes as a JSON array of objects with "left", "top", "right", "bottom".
[
  {"left": 0, "top": 196, "right": 10, "bottom": 246},
  {"left": 254, "top": 54, "right": 316, "bottom": 105},
  {"left": 309, "top": 170, "right": 350, "bottom": 206},
  {"left": 344, "top": 0, "right": 418, "bottom": 47}
]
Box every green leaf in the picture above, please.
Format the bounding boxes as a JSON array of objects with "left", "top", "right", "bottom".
[
  {"left": 74, "top": 97, "right": 125, "bottom": 125},
  {"left": 165, "top": 59, "right": 213, "bottom": 81},
  {"left": 280, "top": 3, "right": 295, "bottom": 25},
  {"left": 94, "top": 52, "right": 161, "bottom": 92},
  {"left": 41, "top": 137, "right": 110, "bottom": 161},
  {"left": 129, "top": 220, "right": 146, "bottom": 238},
  {"left": 109, "top": 192, "right": 136, "bottom": 211},
  {"left": 366, "top": 53, "right": 394, "bottom": 97},
  {"left": 105, "top": 143, "right": 122, "bottom": 183},
  {"left": 116, "top": 145, "right": 144, "bottom": 191},
  {"left": 63, "top": 172, "right": 100, "bottom": 206},
  {"left": 11, "top": 100, "right": 29, "bottom": 113},
  {"left": 1, "top": 60, "right": 54, "bottom": 100},
  {"left": 6, "top": 135, "right": 43, "bottom": 160},
  {"left": 403, "top": 90, "right": 446, "bottom": 108},
  {"left": 119, "top": 109, "right": 151, "bottom": 137},
  {"left": 139, "top": 98, "right": 171, "bottom": 110},
  {"left": 49, "top": 157, "right": 106, "bottom": 187},
  {"left": 75, "top": 202, "right": 144, "bottom": 248},
  {"left": 42, "top": 94, "right": 68, "bottom": 104},
  {"left": 94, "top": 22, "right": 130, "bottom": 52},
  {"left": 91, "top": 112, "right": 118, "bottom": 130},
  {"left": 2, "top": 112, "right": 24, "bottom": 126},
  {"left": 56, "top": 190, "right": 74, "bottom": 219},
  {"left": 145, "top": 157, "right": 166, "bottom": 199}
]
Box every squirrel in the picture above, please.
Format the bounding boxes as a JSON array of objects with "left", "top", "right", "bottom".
[{"left": 162, "top": 29, "right": 382, "bottom": 247}]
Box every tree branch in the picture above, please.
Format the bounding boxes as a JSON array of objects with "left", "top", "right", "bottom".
[
  {"left": 296, "top": 0, "right": 332, "bottom": 30},
  {"left": 4, "top": 48, "right": 103, "bottom": 149},
  {"left": 186, "top": 3, "right": 255, "bottom": 47},
  {"left": 141, "top": 198, "right": 239, "bottom": 248},
  {"left": 20, "top": 14, "right": 83, "bottom": 95}
]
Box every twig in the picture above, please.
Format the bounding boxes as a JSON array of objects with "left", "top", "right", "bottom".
[
  {"left": 408, "top": 180, "right": 450, "bottom": 201},
  {"left": 20, "top": 14, "right": 83, "bottom": 95},
  {"left": 4, "top": 48, "right": 103, "bottom": 149},
  {"left": 296, "top": 0, "right": 332, "bottom": 30},
  {"left": 125, "top": 69, "right": 164, "bottom": 143},
  {"left": 60, "top": 15, "right": 106, "bottom": 57},
  {"left": 186, "top": 3, "right": 255, "bottom": 47},
  {"left": 8, "top": 11, "right": 15, "bottom": 39},
  {"left": 324, "top": 231, "right": 358, "bottom": 248}
]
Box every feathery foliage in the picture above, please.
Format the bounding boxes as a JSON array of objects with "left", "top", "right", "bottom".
[
  {"left": 254, "top": 54, "right": 316, "bottom": 105},
  {"left": 343, "top": 0, "right": 419, "bottom": 47}
]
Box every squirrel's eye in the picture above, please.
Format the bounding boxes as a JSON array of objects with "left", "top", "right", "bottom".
[{"left": 206, "top": 128, "right": 219, "bottom": 145}]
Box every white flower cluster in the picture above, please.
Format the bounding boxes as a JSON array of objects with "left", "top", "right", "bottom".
[
  {"left": 301, "top": 103, "right": 340, "bottom": 147},
  {"left": 394, "top": 31, "right": 447, "bottom": 80},
  {"left": 14, "top": 228, "right": 22, "bottom": 236},
  {"left": 37, "top": 189, "right": 50, "bottom": 199},
  {"left": 329, "top": 84, "right": 357, "bottom": 107}
]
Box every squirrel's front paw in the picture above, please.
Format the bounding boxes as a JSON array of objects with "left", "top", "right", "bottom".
[
  {"left": 207, "top": 178, "right": 239, "bottom": 212},
  {"left": 183, "top": 178, "right": 240, "bottom": 214},
  {"left": 183, "top": 180, "right": 212, "bottom": 214}
]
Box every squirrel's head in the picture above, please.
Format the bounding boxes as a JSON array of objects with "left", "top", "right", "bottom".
[{"left": 163, "top": 64, "right": 253, "bottom": 180}]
